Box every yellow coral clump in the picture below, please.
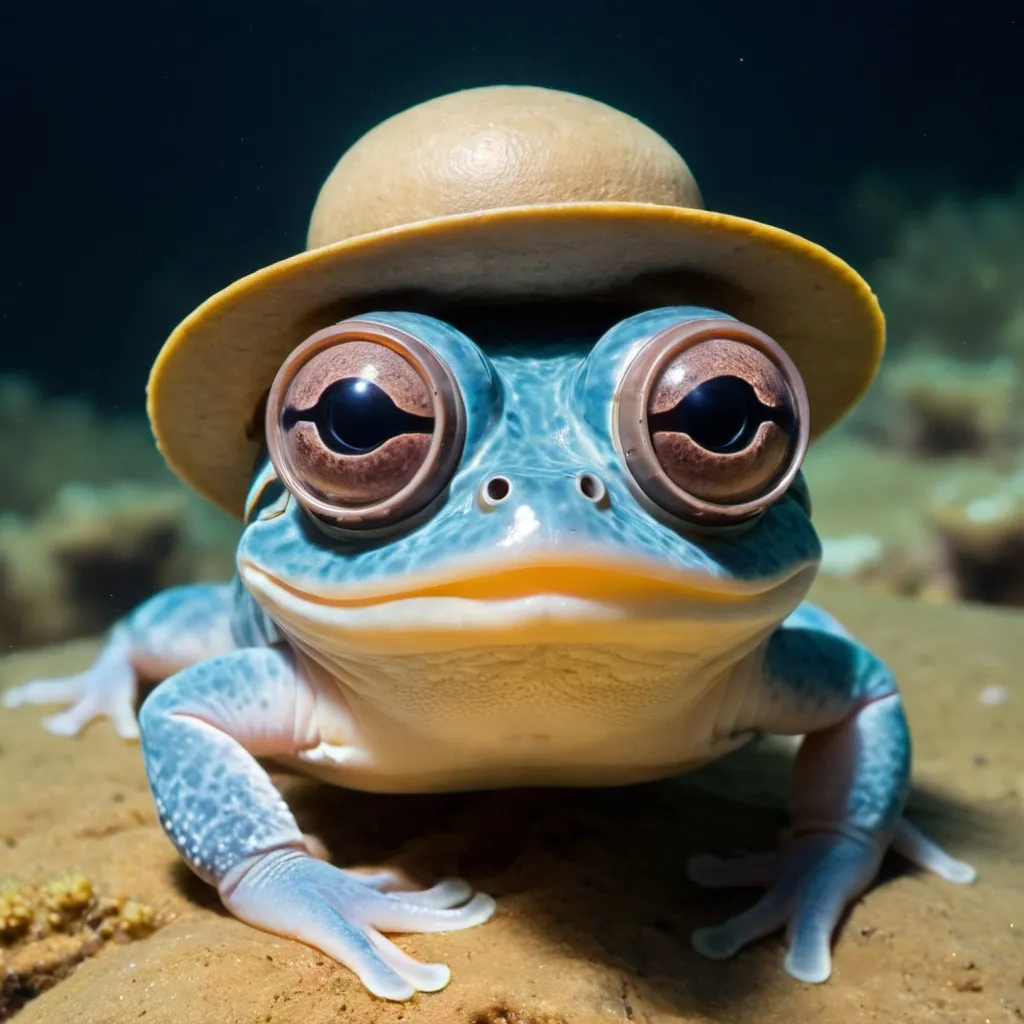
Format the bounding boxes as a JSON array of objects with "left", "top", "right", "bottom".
[
  {"left": 0, "top": 870, "right": 164, "bottom": 1017},
  {"left": 40, "top": 872, "right": 94, "bottom": 928},
  {"left": 0, "top": 870, "right": 162, "bottom": 949},
  {"left": 0, "top": 880, "right": 33, "bottom": 940},
  {"left": 118, "top": 898, "right": 159, "bottom": 938}
]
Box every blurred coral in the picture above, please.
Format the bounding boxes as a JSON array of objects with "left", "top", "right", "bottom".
[
  {"left": 0, "top": 376, "right": 167, "bottom": 514},
  {"left": 815, "top": 181, "right": 1024, "bottom": 605},
  {"left": 928, "top": 469, "right": 1024, "bottom": 607},
  {"left": 879, "top": 352, "right": 1019, "bottom": 456},
  {"left": 2, "top": 484, "right": 186, "bottom": 649},
  {"left": 0, "top": 376, "right": 237, "bottom": 651},
  {"left": 817, "top": 531, "right": 938, "bottom": 601},
  {"left": 806, "top": 437, "right": 1024, "bottom": 609},
  {"left": 870, "top": 181, "right": 1024, "bottom": 363},
  {"left": 846, "top": 181, "right": 1024, "bottom": 462}
]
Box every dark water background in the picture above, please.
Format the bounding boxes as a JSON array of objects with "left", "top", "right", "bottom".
[{"left": 1, "top": 1, "right": 1021, "bottom": 412}]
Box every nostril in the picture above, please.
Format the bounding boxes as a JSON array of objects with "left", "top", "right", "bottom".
[
  {"left": 478, "top": 475, "right": 512, "bottom": 509},
  {"left": 576, "top": 472, "right": 608, "bottom": 506},
  {"left": 486, "top": 476, "right": 511, "bottom": 502}
]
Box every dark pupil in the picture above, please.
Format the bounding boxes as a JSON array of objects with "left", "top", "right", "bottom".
[
  {"left": 283, "top": 377, "right": 434, "bottom": 455},
  {"left": 649, "top": 375, "right": 790, "bottom": 454}
]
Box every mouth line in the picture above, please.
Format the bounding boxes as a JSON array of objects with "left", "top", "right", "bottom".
[{"left": 239, "top": 553, "right": 815, "bottom": 610}]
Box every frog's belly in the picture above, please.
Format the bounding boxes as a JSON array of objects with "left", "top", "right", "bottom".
[{"left": 281, "top": 639, "right": 766, "bottom": 793}]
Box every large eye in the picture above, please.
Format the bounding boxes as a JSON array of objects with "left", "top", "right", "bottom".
[
  {"left": 265, "top": 319, "right": 465, "bottom": 530},
  {"left": 615, "top": 318, "right": 809, "bottom": 526}
]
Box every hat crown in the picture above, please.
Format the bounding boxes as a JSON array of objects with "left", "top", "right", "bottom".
[{"left": 307, "top": 86, "right": 703, "bottom": 250}]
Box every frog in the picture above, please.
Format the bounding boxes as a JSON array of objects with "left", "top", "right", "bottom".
[{"left": 1, "top": 86, "right": 977, "bottom": 1002}]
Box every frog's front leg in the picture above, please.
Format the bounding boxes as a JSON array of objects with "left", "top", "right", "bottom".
[
  {"left": 2, "top": 578, "right": 277, "bottom": 738},
  {"left": 138, "top": 646, "right": 496, "bottom": 1001},
  {"left": 687, "top": 602, "right": 975, "bottom": 983},
  {"left": 1, "top": 583, "right": 247, "bottom": 739}
]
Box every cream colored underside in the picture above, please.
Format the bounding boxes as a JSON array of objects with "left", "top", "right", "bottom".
[
  {"left": 283, "top": 635, "right": 764, "bottom": 793},
  {"left": 243, "top": 566, "right": 815, "bottom": 793}
]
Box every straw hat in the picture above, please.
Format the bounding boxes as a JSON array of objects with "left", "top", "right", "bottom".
[{"left": 147, "top": 85, "right": 884, "bottom": 518}]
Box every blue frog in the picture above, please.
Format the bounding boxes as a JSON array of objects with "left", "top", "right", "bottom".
[{"left": 2, "top": 86, "right": 976, "bottom": 1001}]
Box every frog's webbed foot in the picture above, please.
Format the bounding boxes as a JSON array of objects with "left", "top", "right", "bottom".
[
  {"left": 687, "top": 818, "right": 976, "bottom": 983},
  {"left": 688, "top": 831, "right": 883, "bottom": 982},
  {"left": 689, "top": 618, "right": 978, "bottom": 983},
  {"left": 1, "top": 632, "right": 139, "bottom": 739},
  {"left": 222, "top": 849, "right": 495, "bottom": 1000},
  {"left": 141, "top": 644, "right": 496, "bottom": 1000}
]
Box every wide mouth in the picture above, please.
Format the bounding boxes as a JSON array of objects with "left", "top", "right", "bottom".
[
  {"left": 240, "top": 553, "right": 818, "bottom": 657},
  {"left": 240, "top": 551, "right": 816, "bottom": 615}
]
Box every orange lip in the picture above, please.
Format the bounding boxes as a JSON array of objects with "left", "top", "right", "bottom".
[{"left": 241, "top": 553, "right": 814, "bottom": 609}]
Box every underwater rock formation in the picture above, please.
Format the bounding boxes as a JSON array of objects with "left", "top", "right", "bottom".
[
  {"left": 0, "top": 377, "right": 166, "bottom": 515},
  {"left": 817, "top": 530, "right": 937, "bottom": 601},
  {"left": 929, "top": 469, "right": 1024, "bottom": 607},
  {"left": 876, "top": 352, "right": 1020, "bottom": 457},
  {"left": 810, "top": 182, "right": 1024, "bottom": 608},
  {"left": 846, "top": 183, "right": 1024, "bottom": 460},
  {"left": 1, "top": 484, "right": 191, "bottom": 649},
  {"left": 0, "top": 376, "right": 237, "bottom": 651},
  {"left": 805, "top": 438, "right": 1024, "bottom": 608}
]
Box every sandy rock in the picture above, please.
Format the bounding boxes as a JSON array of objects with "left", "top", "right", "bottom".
[
  {"left": 806, "top": 436, "right": 1024, "bottom": 607},
  {"left": 929, "top": 471, "right": 1024, "bottom": 606},
  {"left": 881, "top": 353, "right": 1020, "bottom": 457},
  {"left": 1, "top": 583, "right": 1022, "bottom": 1023}
]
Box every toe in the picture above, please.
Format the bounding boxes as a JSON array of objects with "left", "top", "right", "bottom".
[
  {"left": 784, "top": 881, "right": 841, "bottom": 983},
  {"left": 784, "top": 935, "right": 832, "bottom": 983},
  {"left": 310, "top": 912, "right": 416, "bottom": 1001},
  {"left": 367, "top": 891, "right": 497, "bottom": 934},
  {"left": 44, "top": 695, "right": 103, "bottom": 736},
  {"left": 691, "top": 885, "right": 793, "bottom": 960},
  {"left": 111, "top": 701, "right": 141, "bottom": 740},
  {"left": 892, "top": 819, "right": 977, "bottom": 884},
  {"left": 391, "top": 879, "right": 475, "bottom": 909},
  {"left": 3, "top": 678, "right": 80, "bottom": 708},
  {"left": 339, "top": 866, "right": 413, "bottom": 891},
  {"left": 366, "top": 931, "right": 452, "bottom": 992}
]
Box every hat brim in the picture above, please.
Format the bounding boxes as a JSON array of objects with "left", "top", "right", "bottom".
[{"left": 147, "top": 202, "right": 884, "bottom": 518}]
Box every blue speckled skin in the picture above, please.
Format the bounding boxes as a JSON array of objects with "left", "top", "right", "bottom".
[
  {"left": 142, "top": 646, "right": 303, "bottom": 883},
  {"left": 2, "top": 306, "right": 975, "bottom": 999},
  {"left": 239, "top": 308, "right": 820, "bottom": 589}
]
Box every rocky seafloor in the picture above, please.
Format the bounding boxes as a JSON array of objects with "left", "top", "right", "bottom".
[{"left": 1, "top": 582, "right": 1022, "bottom": 1024}]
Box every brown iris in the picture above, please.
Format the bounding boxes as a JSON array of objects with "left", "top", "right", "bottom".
[
  {"left": 616, "top": 319, "right": 809, "bottom": 526},
  {"left": 265, "top": 320, "right": 465, "bottom": 530}
]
